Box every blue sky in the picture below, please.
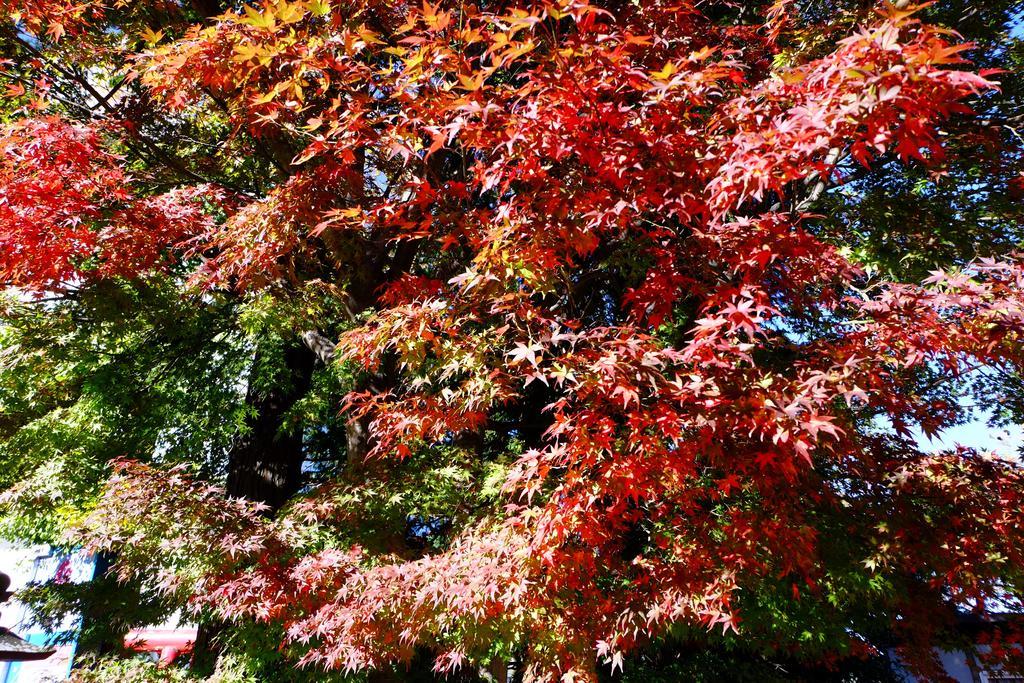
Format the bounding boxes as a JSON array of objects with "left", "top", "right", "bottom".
[
  {"left": 1011, "top": 10, "right": 1024, "bottom": 39},
  {"left": 914, "top": 418, "right": 1024, "bottom": 456}
]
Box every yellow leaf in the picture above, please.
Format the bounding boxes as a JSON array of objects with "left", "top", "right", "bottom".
[
  {"left": 780, "top": 68, "right": 807, "bottom": 85},
  {"left": 232, "top": 42, "right": 261, "bottom": 63},
  {"left": 140, "top": 27, "right": 164, "bottom": 45},
  {"left": 688, "top": 46, "right": 715, "bottom": 62},
  {"left": 457, "top": 73, "right": 483, "bottom": 91},
  {"left": 242, "top": 3, "right": 276, "bottom": 29},
  {"left": 252, "top": 89, "right": 277, "bottom": 105},
  {"left": 274, "top": 0, "right": 306, "bottom": 24},
  {"left": 649, "top": 61, "right": 677, "bottom": 81},
  {"left": 357, "top": 26, "right": 383, "bottom": 46},
  {"left": 306, "top": 0, "right": 330, "bottom": 15},
  {"left": 404, "top": 51, "right": 425, "bottom": 70}
]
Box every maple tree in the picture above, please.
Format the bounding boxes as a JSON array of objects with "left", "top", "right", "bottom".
[{"left": 2, "top": 0, "right": 1024, "bottom": 681}]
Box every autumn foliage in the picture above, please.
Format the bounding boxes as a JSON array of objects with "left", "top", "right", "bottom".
[
  {"left": 2, "top": 0, "right": 1024, "bottom": 680},
  {"left": 0, "top": 117, "right": 220, "bottom": 288}
]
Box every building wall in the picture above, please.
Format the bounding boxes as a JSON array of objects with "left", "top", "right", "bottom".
[{"left": 0, "top": 543, "right": 95, "bottom": 683}]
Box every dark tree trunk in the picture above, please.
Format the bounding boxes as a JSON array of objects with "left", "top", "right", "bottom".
[
  {"left": 225, "top": 344, "right": 316, "bottom": 511},
  {"left": 192, "top": 342, "right": 316, "bottom": 675}
]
